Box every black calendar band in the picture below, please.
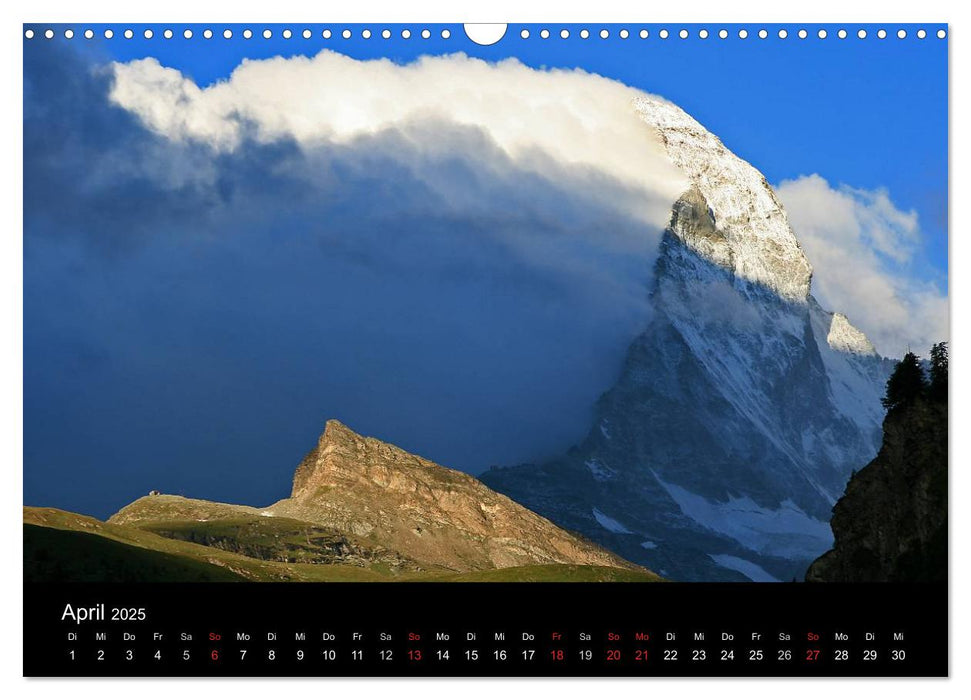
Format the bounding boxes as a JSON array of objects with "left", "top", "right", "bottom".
[{"left": 24, "top": 581, "right": 947, "bottom": 677}]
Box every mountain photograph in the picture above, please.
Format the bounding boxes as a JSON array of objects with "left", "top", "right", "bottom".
[{"left": 23, "top": 32, "right": 947, "bottom": 584}]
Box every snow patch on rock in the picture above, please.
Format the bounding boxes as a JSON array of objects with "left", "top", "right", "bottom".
[
  {"left": 599, "top": 420, "right": 612, "bottom": 440},
  {"left": 653, "top": 471, "right": 833, "bottom": 559},
  {"left": 592, "top": 508, "right": 634, "bottom": 534},
  {"left": 585, "top": 459, "right": 615, "bottom": 481},
  {"left": 709, "top": 554, "right": 781, "bottom": 582}
]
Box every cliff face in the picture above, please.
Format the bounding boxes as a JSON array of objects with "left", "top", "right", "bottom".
[
  {"left": 806, "top": 399, "right": 947, "bottom": 582},
  {"left": 270, "top": 420, "right": 644, "bottom": 573}
]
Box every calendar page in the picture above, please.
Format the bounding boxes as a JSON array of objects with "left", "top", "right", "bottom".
[{"left": 22, "top": 22, "right": 948, "bottom": 677}]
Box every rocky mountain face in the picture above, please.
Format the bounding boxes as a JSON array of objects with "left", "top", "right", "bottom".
[
  {"left": 110, "top": 420, "right": 644, "bottom": 576},
  {"left": 481, "top": 96, "right": 895, "bottom": 582},
  {"left": 806, "top": 399, "right": 947, "bottom": 583},
  {"left": 271, "top": 420, "right": 639, "bottom": 572}
]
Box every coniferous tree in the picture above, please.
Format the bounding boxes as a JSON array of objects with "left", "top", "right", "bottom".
[
  {"left": 882, "top": 351, "right": 928, "bottom": 412},
  {"left": 929, "top": 341, "right": 948, "bottom": 402}
]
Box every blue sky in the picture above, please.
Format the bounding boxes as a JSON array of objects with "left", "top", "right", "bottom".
[{"left": 23, "top": 25, "right": 948, "bottom": 517}]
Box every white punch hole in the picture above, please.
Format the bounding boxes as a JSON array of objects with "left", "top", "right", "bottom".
[{"left": 464, "top": 24, "right": 507, "bottom": 46}]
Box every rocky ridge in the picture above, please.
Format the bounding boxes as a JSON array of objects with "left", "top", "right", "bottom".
[
  {"left": 110, "top": 420, "right": 644, "bottom": 576},
  {"left": 271, "top": 420, "right": 639, "bottom": 572}
]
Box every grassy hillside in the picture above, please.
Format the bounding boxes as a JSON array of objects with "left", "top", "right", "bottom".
[
  {"left": 136, "top": 516, "right": 418, "bottom": 571},
  {"left": 24, "top": 524, "right": 247, "bottom": 582},
  {"left": 24, "top": 506, "right": 662, "bottom": 583},
  {"left": 24, "top": 508, "right": 397, "bottom": 582}
]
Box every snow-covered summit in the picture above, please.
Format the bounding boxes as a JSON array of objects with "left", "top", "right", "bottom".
[
  {"left": 483, "top": 95, "right": 894, "bottom": 582},
  {"left": 827, "top": 313, "right": 878, "bottom": 356},
  {"left": 633, "top": 96, "right": 813, "bottom": 304}
]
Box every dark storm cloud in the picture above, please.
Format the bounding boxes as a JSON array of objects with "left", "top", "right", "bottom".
[{"left": 24, "top": 45, "right": 672, "bottom": 517}]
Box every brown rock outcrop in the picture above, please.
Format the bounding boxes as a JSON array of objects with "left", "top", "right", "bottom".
[{"left": 269, "top": 420, "right": 642, "bottom": 573}]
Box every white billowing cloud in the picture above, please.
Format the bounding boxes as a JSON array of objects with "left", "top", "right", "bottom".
[
  {"left": 777, "top": 174, "right": 947, "bottom": 357},
  {"left": 107, "top": 51, "right": 949, "bottom": 360},
  {"left": 108, "top": 51, "right": 688, "bottom": 227}
]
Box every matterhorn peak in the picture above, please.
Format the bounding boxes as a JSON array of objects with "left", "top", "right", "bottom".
[
  {"left": 483, "top": 96, "right": 894, "bottom": 583},
  {"left": 633, "top": 95, "right": 813, "bottom": 303}
]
